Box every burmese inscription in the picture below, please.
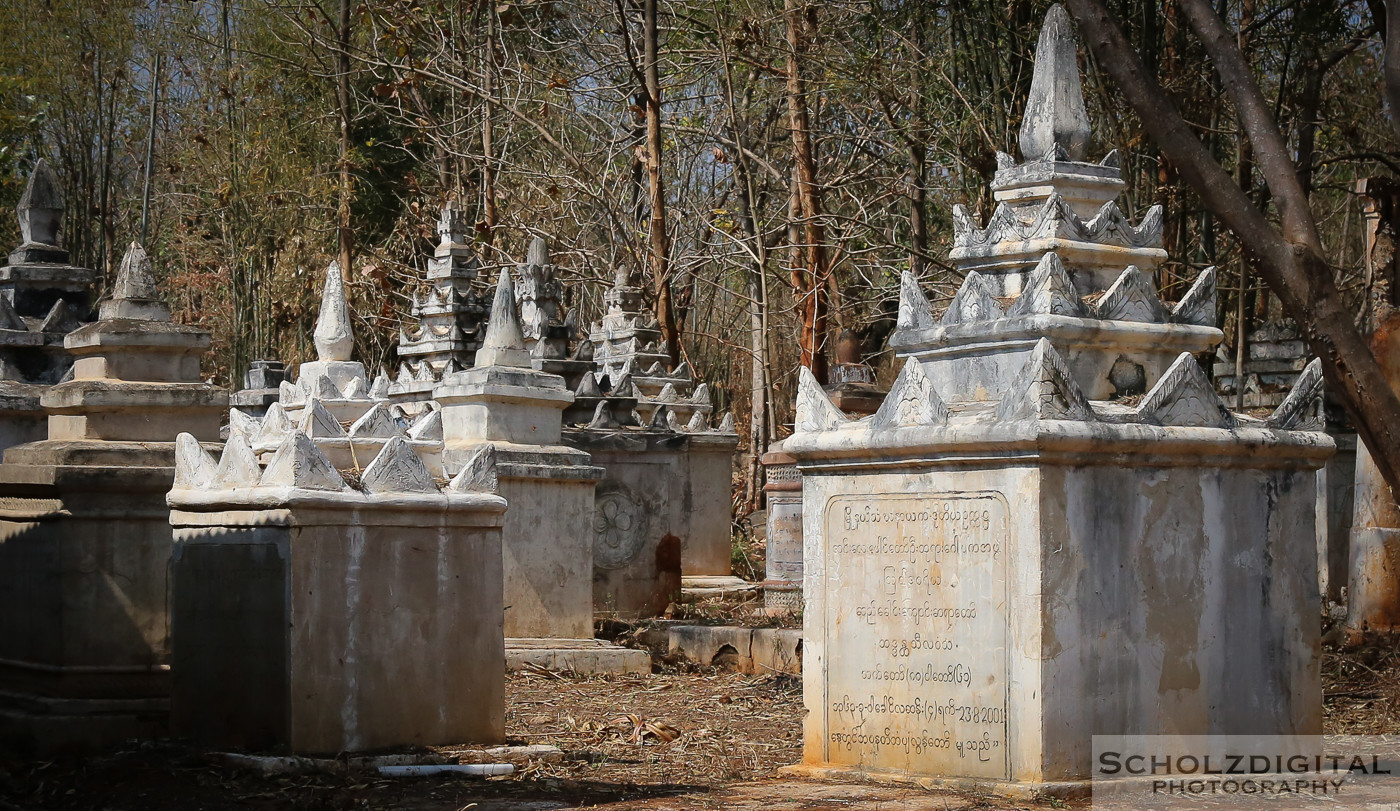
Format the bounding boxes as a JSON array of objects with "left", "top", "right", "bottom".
[{"left": 822, "top": 493, "right": 1009, "bottom": 779}]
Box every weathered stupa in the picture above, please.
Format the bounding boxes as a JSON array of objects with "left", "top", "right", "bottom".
[
  {"left": 583, "top": 271, "right": 741, "bottom": 597},
  {"left": 434, "top": 269, "right": 648, "bottom": 673},
  {"left": 589, "top": 272, "right": 710, "bottom": 425},
  {"left": 242, "top": 261, "right": 438, "bottom": 473},
  {"left": 168, "top": 251, "right": 508, "bottom": 751},
  {"left": 0, "top": 241, "right": 227, "bottom": 751},
  {"left": 390, "top": 202, "right": 489, "bottom": 406},
  {"left": 782, "top": 6, "right": 1329, "bottom": 795},
  {"left": 386, "top": 229, "right": 742, "bottom": 622},
  {"left": 0, "top": 161, "right": 95, "bottom": 451}
]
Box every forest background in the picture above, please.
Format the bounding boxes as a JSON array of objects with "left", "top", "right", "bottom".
[{"left": 0, "top": 0, "right": 1390, "bottom": 509}]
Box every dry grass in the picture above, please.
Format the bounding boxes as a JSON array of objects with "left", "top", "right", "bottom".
[{"left": 1323, "top": 636, "right": 1400, "bottom": 735}]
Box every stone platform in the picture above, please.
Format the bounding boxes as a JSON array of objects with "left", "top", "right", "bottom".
[
  {"left": 169, "top": 434, "right": 509, "bottom": 753},
  {"left": 504, "top": 638, "right": 650, "bottom": 675},
  {"left": 777, "top": 764, "right": 1085, "bottom": 801}
]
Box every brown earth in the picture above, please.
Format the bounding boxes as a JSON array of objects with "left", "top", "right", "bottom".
[
  {"left": 0, "top": 668, "right": 1053, "bottom": 810},
  {"left": 0, "top": 637, "right": 1394, "bottom": 811}
]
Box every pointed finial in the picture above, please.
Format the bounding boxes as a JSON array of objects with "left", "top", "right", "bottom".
[
  {"left": 17, "top": 159, "right": 64, "bottom": 248},
  {"left": 1019, "top": 4, "right": 1090, "bottom": 162},
  {"left": 871, "top": 357, "right": 950, "bottom": 429},
  {"left": 100, "top": 242, "right": 171, "bottom": 321},
  {"left": 212, "top": 436, "right": 264, "bottom": 489},
  {"left": 112, "top": 242, "right": 160, "bottom": 300},
  {"left": 795, "top": 365, "right": 849, "bottom": 433},
  {"left": 1267, "top": 357, "right": 1326, "bottom": 431},
  {"left": 314, "top": 260, "right": 353, "bottom": 362},
  {"left": 408, "top": 407, "right": 443, "bottom": 441},
  {"left": 437, "top": 201, "right": 467, "bottom": 245},
  {"left": 527, "top": 236, "right": 549, "bottom": 267},
  {"left": 39, "top": 299, "right": 82, "bottom": 333},
  {"left": 474, "top": 268, "right": 530, "bottom": 368},
  {"left": 587, "top": 400, "right": 619, "bottom": 429},
  {"left": 1135, "top": 352, "right": 1234, "bottom": 428},
  {"left": 897, "top": 271, "right": 936, "bottom": 330},
  {"left": 173, "top": 433, "right": 218, "bottom": 490},
  {"left": 994, "top": 338, "right": 1094, "bottom": 422}
]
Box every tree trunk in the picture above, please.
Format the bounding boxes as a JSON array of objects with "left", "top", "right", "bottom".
[
  {"left": 642, "top": 0, "right": 679, "bottom": 367},
  {"left": 221, "top": 0, "right": 248, "bottom": 375},
  {"left": 733, "top": 133, "right": 770, "bottom": 512},
  {"left": 1294, "top": 54, "right": 1323, "bottom": 199},
  {"left": 627, "top": 84, "right": 647, "bottom": 284},
  {"left": 1068, "top": 0, "right": 1400, "bottom": 504},
  {"left": 1382, "top": 0, "right": 1400, "bottom": 143},
  {"left": 716, "top": 44, "right": 772, "bottom": 511},
  {"left": 100, "top": 65, "right": 117, "bottom": 280},
  {"left": 140, "top": 55, "right": 162, "bottom": 246},
  {"left": 784, "top": 0, "right": 830, "bottom": 382},
  {"left": 336, "top": 0, "right": 355, "bottom": 279},
  {"left": 1234, "top": 130, "right": 1254, "bottom": 409},
  {"left": 909, "top": 141, "right": 928, "bottom": 276},
  {"left": 481, "top": 4, "right": 498, "bottom": 247}
]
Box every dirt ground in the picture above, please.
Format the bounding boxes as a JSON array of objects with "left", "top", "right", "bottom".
[{"left": 1, "top": 638, "right": 1396, "bottom": 811}]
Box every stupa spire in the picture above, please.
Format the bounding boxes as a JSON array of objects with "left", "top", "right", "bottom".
[
  {"left": 112, "top": 242, "right": 160, "bottom": 301},
  {"left": 475, "top": 268, "right": 530, "bottom": 368},
  {"left": 437, "top": 201, "right": 468, "bottom": 246},
  {"left": 313, "top": 260, "right": 353, "bottom": 362},
  {"left": 16, "top": 159, "right": 64, "bottom": 248},
  {"left": 527, "top": 236, "right": 548, "bottom": 267},
  {"left": 1019, "top": 4, "right": 1091, "bottom": 162},
  {"left": 100, "top": 241, "right": 170, "bottom": 321}
]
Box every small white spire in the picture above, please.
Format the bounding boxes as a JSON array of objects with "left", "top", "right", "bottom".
[
  {"left": 313, "top": 261, "right": 354, "bottom": 362},
  {"left": 527, "top": 235, "right": 549, "bottom": 266},
  {"left": 1019, "top": 4, "right": 1091, "bottom": 162},
  {"left": 474, "top": 269, "right": 530, "bottom": 368},
  {"left": 100, "top": 242, "right": 171, "bottom": 321}
]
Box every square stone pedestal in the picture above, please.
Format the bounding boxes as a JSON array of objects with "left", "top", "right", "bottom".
[
  {"left": 563, "top": 427, "right": 739, "bottom": 618},
  {"left": 168, "top": 488, "right": 508, "bottom": 753},
  {"left": 444, "top": 443, "right": 648, "bottom": 674},
  {"left": 0, "top": 282, "right": 225, "bottom": 750},
  {"left": 0, "top": 444, "right": 193, "bottom": 752},
  {"left": 782, "top": 413, "right": 1330, "bottom": 796},
  {"left": 437, "top": 338, "right": 651, "bottom": 675}
]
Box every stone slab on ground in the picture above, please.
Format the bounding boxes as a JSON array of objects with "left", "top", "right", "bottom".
[
  {"left": 679, "top": 575, "right": 760, "bottom": 603},
  {"left": 780, "top": 763, "right": 1082, "bottom": 800},
  {"left": 667, "top": 625, "right": 802, "bottom": 675},
  {"left": 504, "top": 638, "right": 650, "bottom": 675},
  {"left": 0, "top": 691, "right": 168, "bottom": 755}
]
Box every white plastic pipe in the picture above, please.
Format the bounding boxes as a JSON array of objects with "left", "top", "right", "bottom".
[{"left": 377, "top": 763, "right": 515, "bottom": 777}]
